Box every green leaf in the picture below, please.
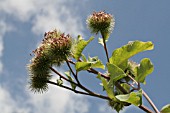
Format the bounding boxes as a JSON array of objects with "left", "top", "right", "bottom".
[
  {"left": 101, "top": 77, "right": 117, "bottom": 101},
  {"left": 161, "top": 104, "right": 170, "bottom": 113},
  {"left": 81, "top": 54, "right": 87, "bottom": 62},
  {"left": 115, "top": 83, "right": 130, "bottom": 95},
  {"left": 75, "top": 56, "right": 105, "bottom": 72},
  {"left": 120, "top": 83, "right": 130, "bottom": 94},
  {"left": 75, "top": 62, "right": 91, "bottom": 72},
  {"left": 109, "top": 41, "right": 154, "bottom": 69},
  {"left": 56, "top": 79, "right": 63, "bottom": 85},
  {"left": 107, "top": 63, "right": 127, "bottom": 83},
  {"left": 88, "top": 56, "right": 105, "bottom": 69},
  {"left": 97, "top": 74, "right": 117, "bottom": 100},
  {"left": 77, "top": 35, "right": 83, "bottom": 40},
  {"left": 65, "top": 71, "right": 76, "bottom": 90},
  {"left": 74, "top": 37, "right": 94, "bottom": 60},
  {"left": 134, "top": 58, "right": 154, "bottom": 84},
  {"left": 116, "top": 90, "right": 142, "bottom": 106}
]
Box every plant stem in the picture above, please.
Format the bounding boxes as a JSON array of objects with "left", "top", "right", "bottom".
[
  {"left": 127, "top": 74, "right": 159, "bottom": 113},
  {"left": 142, "top": 90, "right": 160, "bottom": 113},
  {"left": 49, "top": 66, "right": 110, "bottom": 100},
  {"left": 101, "top": 33, "right": 110, "bottom": 62},
  {"left": 66, "top": 60, "right": 96, "bottom": 94},
  {"left": 49, "top": 66, "right": 78, "bottom": 86},
  {"left": 66, "top": 60, "right": 80, "bottom": 84},
  {"left": 67, "top": 59, "right": 154, "bottom": 113},
  {"left": 66, "top": 60, "right": 76, "bottom": 78},
  {"left": 47, "top": 80, "right": 110, "bottom": 100},
  {"left": 139, "top": 105, "right": 154, "bottom": 113}
]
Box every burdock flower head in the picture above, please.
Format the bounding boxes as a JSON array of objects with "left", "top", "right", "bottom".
[
  {"left": 28, "top": 29, "right": 73, "bottom": 93},
  {"left": 87, "top": 11, "right": 115, "bottom": 39},
  {"left": 42, "top": 30, "right": 73, "bottom": 66}
]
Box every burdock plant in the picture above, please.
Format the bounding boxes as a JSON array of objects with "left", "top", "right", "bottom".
[{"left": 27, "top": 11, "right": 170, "bottom": 113}]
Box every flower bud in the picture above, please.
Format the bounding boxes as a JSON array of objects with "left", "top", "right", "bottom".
[
  {"left": 43, "top": 30, "right": 72, "bottom": 66},
  {"left": 27, "top": 29, "right": 73, "bottom": 93},
  {"left": 87, "top": 11, "right": 115, "bottom": 39},
  {"left": 29, "top": 76, "right": 50, "bottom": 93}
]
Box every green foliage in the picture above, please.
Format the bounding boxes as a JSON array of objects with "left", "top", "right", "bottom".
[
  {"left": 57, "top": 79, "right": 63, "bottom": 85},
  {"left": 134, "top": 58, "right": 154, "bottom": 84},
  {"left": 75, "top": 56, "right": 105, "bottom": 72},
  {"left": 116, "top": 90, "right": 142, "bottom": 106},
  {"left": 161, "top": 104, "right": 170, "bottom": 113},
  {"left": 107, "top": 63, "right": 127, "bottom": 83},
  {"left": 118, "top": 83, "right": 130, "bottom": 94},
  {"left": 65, "top": 71, "right": 76, "bottom": 90},
  {"left": 109, "top": 41, "right": 154, "bottom": 70},
  {"left": 101, "top": 75, "right": 117, "bottom": 101},
  {"left": 73, "top": 36, "right": 94, "bottom": 60}
]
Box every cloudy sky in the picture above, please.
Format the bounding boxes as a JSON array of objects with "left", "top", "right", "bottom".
[{"left": 0, "top": 0, "right": 170, "bottom": 113}]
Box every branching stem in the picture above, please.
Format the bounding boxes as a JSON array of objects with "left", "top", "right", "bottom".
[
  {"left": 49, "top": 66, "right": 110, "bottom": 100},
  {"left": 47, "top": 80, "right": 110, "bottom": 100},
  {"left": 127, "top": 74, "right": 159, "bottom": 113},
  {"left": 66, "top": 60, "right": 80, "bottom": 84},
  {"left": 67, "top": 59, "right": 154, "bottom": 113},
  {"left": 142, "top": 90, "right": 160, "bottom": 113},
  {"left": 49, "top": 66, "right": 78, "bottom": 86}
]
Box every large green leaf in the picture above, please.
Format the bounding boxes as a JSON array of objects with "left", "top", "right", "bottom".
[
  {"left": 134, "top": 58, "right": 154, "bottom": 84},
  {"left": 109, "top": 41, "right": 154, "bottom": 69},
  {"left": 75, "top": 56, "right": 105, "bottom": 72},
  {"left": 101, "top": 76, "right": 117, "bottom": 101},
  {"left": 65, "top": 71, "right": 76, "bottom": 90},
  {"left": 107, "top": 63, "right": 127, "bottom": 83},
  {"left": 116, "top": 90, "right": 142, "bottom": 106},
  {"left": 74, "top": 36, "right": 94, "bottom": 60},
  {"left": 161, "top": 104, "right": 170, "bottom": 113},
  {"left": 75, "top": 62, "right": 91, "bottom": 72}
]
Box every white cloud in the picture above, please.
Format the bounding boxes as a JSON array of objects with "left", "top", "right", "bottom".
[
  {"left": 27, "top": 84, "right": 89, "bottom": 113},
  {"left": 98, "top": 102, "right": 128, "bottom": 113},
  {"left": 0, "top": 85, "right": 30, "bottom": 113},
  {"left": 31, "top": 1, "right": 84, "bottom": 36},
  {"left": 0, "top": 20, "right": 13, "bottom": 73},
  {"left": 0, "top": 0, "right": 84, "bottom": 36},
  {"left": 0, "top": 84, "right": 89, "bottom": 113}
]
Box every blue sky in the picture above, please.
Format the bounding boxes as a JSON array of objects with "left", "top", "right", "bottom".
[{"left": 0, "top": 0, "right": 170, "bottom": 113}]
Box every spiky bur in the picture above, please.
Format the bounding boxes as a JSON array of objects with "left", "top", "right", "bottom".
[
  {"left": 86, "top": 11, "right": 115, "bottom": 39},
  {"left": 108, "top": 100, "right": 124, "bottom": 113},
  {"left": 43, "top": 30, "right": 73, "bottom": 66},
  {"left": 27, "top": 29, "right": 73, "bottom": 93}
]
